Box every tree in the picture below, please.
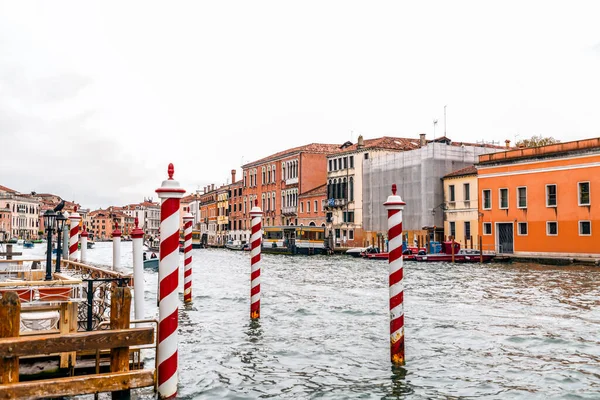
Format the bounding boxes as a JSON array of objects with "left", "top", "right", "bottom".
[{"left": 516, "top": 135, "right": 560, "bottom": 148}]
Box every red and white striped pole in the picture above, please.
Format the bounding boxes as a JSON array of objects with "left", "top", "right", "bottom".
[
  {"left": 182, "top": 212, "right": 193, "bottom": 304},
  {"left": 79, "top": 225, "right": 88, "bottom": 263},
  {"left": 156, "top": 163, "right": 185, "bottom": 399},
  {"left": 384, "top": 184, "right": 406, "bottom": 366},
  {"left": 112, "top": 222, "right": 121, "bottom": 271},
  {"left": 69, "top": 206, "right": 81, "bottom": 261},
  {"left": 249, "top": 199, "right": 263, "bottom": 319}
]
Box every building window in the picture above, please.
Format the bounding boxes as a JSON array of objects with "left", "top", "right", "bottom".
[
  {"left": 314, "top": 200, "right": 318, "bottom": 212},
  {"left": 518, "top": 222, "right": 528, "bottom": 236},
  {"left": 464, "top": 183, "right": 470, "bottom": 201},
  {"left": 577, "top": 220, "right": 592, "bottom": 236},
  {"left": 517, "top": 187, "right": 527, "bottom": 208},
  {"left": 262, "top": 168, "right": 266, "bottom": 185},
  {"left": 300, "top": 202, "right": 304, "bottom": 213},
  {"left": 333, "top": 159, "right": 337, "bottom": 170},
  {"left": 449, "top": 185, "right": 455, "bottom": 202},
  {"left": 546, "top": 184, "right": 557, "bottom": 207},
  {"left": 482, "top": 190, "right": 491, "bottom": 210},
  {"left": 547, "top": 221, "right": 558, "bottom": 236},
  {"left": 349, "top": 156, "right": 354, "bottom": 168},
  {"left": 483, "top": 223, "right": 492, "bottom": 235},
  {"left": 364, "top": 153, "right": 369, "bottom": 160},
  {"left": 343, "top": 157, "right": 347, "bottom": 169},
  {"left": 449, "top": 221, "right": 456, "bottom": 238},
  {"left": 578, "top": 182, "right": 590, "bottom": 206},
  {"left": 307, "top": 201, "right": 310, "bottom": 213},
  {"left": 499, "top": 188, "right": 509, "bottom": 209},
  {"left": 464, "top": 221, "right": 471, "bottom": 238},
  {"left": 329, "top": 160, "right": 333, "bottom": 171},
  {"left": 343, "top": 211, "right": 354, "bottom": 223}
]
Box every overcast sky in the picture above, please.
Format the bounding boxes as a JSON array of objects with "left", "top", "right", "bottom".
[{"left": 1, "top": 1, "right": 599, "bottom": 209}]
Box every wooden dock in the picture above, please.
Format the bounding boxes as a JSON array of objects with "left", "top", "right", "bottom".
[{"left": 0, "top": 258, "right": 157, "bottom": 399}]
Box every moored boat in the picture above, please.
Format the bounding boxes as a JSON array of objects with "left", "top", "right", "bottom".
[
  {"left": 346, "top": 246, "right": 369, "bottom": 257},
  {"left": 143, "top": 258, "right": 159, "bottom": 269},
  {"left": 225, "top": 240, "right": 245, "bottom": 250},
  {"left": 23, "top": 241, "right": 34, "bottom": 249}
]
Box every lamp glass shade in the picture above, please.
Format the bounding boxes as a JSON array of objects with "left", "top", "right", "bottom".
[
  {"left": 55, "top": 212, "right": 67, "bottom": 231},
  {"left": 43, "top": 210, "right": 57, "bottom": 231}
]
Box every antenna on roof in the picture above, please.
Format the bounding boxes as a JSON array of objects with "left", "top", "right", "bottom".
[{"left": 444, "top": 105, "right": 447, "bottom": 136}]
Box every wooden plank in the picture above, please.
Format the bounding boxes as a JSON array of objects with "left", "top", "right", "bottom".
[
  {"left": 110, "top": 287, "right": 132, "bottom": 400},
  {"left": 0, "top": 328, "right": 154, "bottom": 357},
  {"left": 0, "top": 369, "right": 154, "bottom": 400},
  {"left": 0, "top": 292, "right": 20, "bottom": 385}
]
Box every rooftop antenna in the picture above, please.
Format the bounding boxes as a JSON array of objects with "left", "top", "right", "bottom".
[
  {"left": 433, "top": 119, "right": 438, "bottom": 138},
  {"left": 444, "top": 105, "right": 447, "bottom": 137}
]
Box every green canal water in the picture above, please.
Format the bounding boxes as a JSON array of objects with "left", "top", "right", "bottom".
[{"left": 24, "top": 242, "right": 600, "bottom": 398}]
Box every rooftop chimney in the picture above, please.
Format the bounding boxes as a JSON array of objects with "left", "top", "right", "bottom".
[
  {"left": 211, "top": 184, "right": 215, "bottom": 191},
  {"left": 505, "top": 139, "right": 511, "bottom": 148},
  {"left": 357, "top": 135, "right": 364, "bottom": 148},
  {"left": 231, "top": 169, "right": 236, "bottom": 184},
  {"left": 419, "top": 133, "right": 427, "bottom": 147}
]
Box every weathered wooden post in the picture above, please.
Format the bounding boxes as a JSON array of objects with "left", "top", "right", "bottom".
[
  {"left": 383, "top": 184, "right": 406, "bottom": 366},
  {"left": 156, "top": 163, "right": 185, "bottom": 399},
  {"left": 131, "top": 218, "right": 145, "bottom": 321},
  {"left": 112, "top": 222, "right": 121, "bottom": 271},
  {"left": 80, "top": 226, "right": 88, "bottom": 263},
  {"left": 0, "top": 291, "right": 20, "bottom": 385},
  {"left": 451, "top": 236, "right": 455, "bottom": 263},
  {"left": 69, "top": 207, "right": 81, "bottom": 261},
  {"left": 183, "top": 212, "right": 193, "bottom": 304},
  {"left": 110, "top": 286, "right": 132, "bottom": 400},
  {"left": 250, "top": 200, "right": 263, "bottom": 320}
]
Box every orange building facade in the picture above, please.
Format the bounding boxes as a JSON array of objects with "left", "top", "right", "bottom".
[
  {"left": 297, "top": 184, "right": 327, "bottom": 227},
  {"left": 478, "top": 138, "right": 600, "bottom": 257}
]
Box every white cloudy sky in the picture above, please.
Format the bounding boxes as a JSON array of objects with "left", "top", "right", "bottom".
[{"left": 1, "top": 1, "right": 599, "bottom": 209}]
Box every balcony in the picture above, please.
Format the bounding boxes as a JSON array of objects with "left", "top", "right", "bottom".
[
  {"left": 285, "top": 177, "right": 298, "bottom": 185},
  {"left": 322, "top": 198, "right": 347, "bottom": 209},
  {"left": 281, "top": 206, "right": 297, "bottom": 216}
]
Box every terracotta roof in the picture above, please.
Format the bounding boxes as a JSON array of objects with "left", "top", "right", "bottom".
[
  {"left": 0, "top": 185, "right": 17, "bottom": 193},
  {"left": 331, "top": 136, "right": 421, "bottom": 155},
  {"left": 444, "top": 165, "right": 477, "bottom": 178},
  {"left": 299, "top": 184, "right": 327, "bottom": 197},
  {"left": 243, "top": 143, "right": 343, "bottom": 168},
  {"left": 433, "top": 136, "right": 507, "bottom": 150}
]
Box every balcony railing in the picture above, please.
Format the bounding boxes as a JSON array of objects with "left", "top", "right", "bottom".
[
  {"left": 285, "top": 177, "right": 299, "bottom": 185},
  {"left": 322, "top": 198, "right": 348, "bottom": 209},
  {"left": 281, "top": 206, "right": 297, "bottom": 215}
]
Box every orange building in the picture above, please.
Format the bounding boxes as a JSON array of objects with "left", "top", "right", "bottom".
[
  {"left": 297, "top": 184, "right": 327, "bottom": 227},
  {"left": 478, "top": 138, "right": 600, "bottom": 257}
]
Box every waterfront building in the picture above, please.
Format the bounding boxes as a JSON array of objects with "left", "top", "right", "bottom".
[
  {"left": 325, "top": 136, "right": 420, "bottom": 249},
  {"left": 242, "top": 143, "right": 342, "bottom": 232},
  {"left": 198, "top": 185, "right": 218, "bottom": 246},
  {"left": 297, "top": 184, "right": 327, "bottom": 228},
  {"left": 89, "top": 209, "right": 112, "bottom": 240},
  {"left": 216, "top": 184, "right": 230, "bottom": 246},
  {"left": 478, "top": 137, "right": 600, "bottom": 257},
  {"left": 442, "top": 165, "right": 478, "bottom": 247},
  {"left": 227, "top": 171, "right": 247, "bottom": 243},
  {"left": 0, "top": 185, "right": 41, "bottom": 240},
  {"left": 362, "top": 135, "right": 504, "bottom": 248}
]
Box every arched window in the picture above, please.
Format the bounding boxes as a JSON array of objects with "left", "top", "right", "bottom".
[
  {"left": 272, "top": 164, "right": 276, "bottom": 182},
  {"left": 349, "top": 177, "right": 354, "bottom": 201},
  {"left": 342, "top": 178, "right": 347, "bottom": 200},
  {"left": 334, "top": 179, "right": 340, "bottom": 199},
  {"left": 309, "top": 221, "right": 316, "bottom": 227},
  {"left": 267, "top": 166, "right": 271, "bottom": 183},
  {"left": 262, "top": 167, "right": 266, "bottom": 185}
]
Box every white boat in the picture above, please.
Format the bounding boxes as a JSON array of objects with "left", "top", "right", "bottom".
[
  {"left": 225, "top": 240, "right": 245, "bottom": 250},
  {"left": 16, "top": 239, "right": 25, "bottom": 246}
]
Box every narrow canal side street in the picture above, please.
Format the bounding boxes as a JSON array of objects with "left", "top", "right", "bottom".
[{"left": 14, "top": 241, "right": 595, "bottom": 399}]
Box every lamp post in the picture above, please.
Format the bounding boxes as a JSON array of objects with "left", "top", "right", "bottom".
[
  {"left": 43, "top": 210, "right": 57, "bottom": 281},
  {"left": 55, "top": 212, "right": 67, "bottom": 273}
]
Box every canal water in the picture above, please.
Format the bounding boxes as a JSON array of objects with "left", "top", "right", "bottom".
[{"left": 22, "top": 242, "right": 600, "bottom": 399}]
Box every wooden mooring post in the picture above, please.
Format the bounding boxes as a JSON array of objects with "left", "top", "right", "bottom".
[
  {"left": 110, "top": 286, "right": 132, "bottom": 400},
  {"left": 0, "top": 292, "right": 20, "bottom": 385},
  {"left": 479, "top": 235, "right": 483, "bottom": 263},
  {"left": 451, "top": 236, "right": 455, "bottom": 263}
]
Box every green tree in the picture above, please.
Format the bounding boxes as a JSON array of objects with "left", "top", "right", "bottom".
[{"left": 516, "top": 135, "right": 560, "bottom": 148}]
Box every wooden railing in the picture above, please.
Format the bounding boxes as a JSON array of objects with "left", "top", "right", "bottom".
[{"left": 0, "top": 287, "right": 155, "bottom": 400}]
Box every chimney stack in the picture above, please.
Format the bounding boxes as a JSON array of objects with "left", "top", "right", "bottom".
[
  {"left": 505, "top": 139, "right": 511, "bottom": 149},
  {"left": 357, "top": 135, "right": 364, "bottom": 148},
  {"left": 419, "top": 133, "right": 427, "bottom": 147},
  {"left": 231, "top": 169, "right": 236, "bottom": 184},
  {"left": 211, "top": 184, "right": 215, "bottom": 191}
]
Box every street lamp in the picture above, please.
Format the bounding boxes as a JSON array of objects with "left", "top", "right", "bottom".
[
  {"left": 55, "top": 212, "right": 67, "bottom": 273},
  {"left": 43, "top": 210, "right": 57, "bottom": 281}
]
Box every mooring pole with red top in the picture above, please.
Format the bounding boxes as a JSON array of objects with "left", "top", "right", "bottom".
[
  {"left": 383, "top": 184, "right": 406, "bottom": 366},
  {"left": 182, "top": 212, "right": 193, "bottom": 304},
  {"left": 249, "top": 199, "right": 263, "bottom": 319}
]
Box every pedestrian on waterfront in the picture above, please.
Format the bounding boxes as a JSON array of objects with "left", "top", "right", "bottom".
[
  {"left": 143, "top": 252, "right": 147, "bottom": 261},
  {"left": 151, "top": 252, "right": 157, "bottom": 259}
]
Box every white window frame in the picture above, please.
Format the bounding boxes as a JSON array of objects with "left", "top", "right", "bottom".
[
  {"left": 578, "top": 181, "right": 591, "bottom": 206},
  {"left": 499, "top": 188, "right": 509, "bottom": 209},
  {"left": 482, "top": 190, "right": 492, "bottom": 210},
  {"left": 306, "top": 201, "right": 310, "bottom": 213},
  {"left": 546, "top": 221, "right": 558, "bottom": 236},
  {"left": 578, "top": 220, "right": 592, "bottom": 236},
  {"left": 546, "top": 184, "right": 557, "bottom": 207},
  {"left": 517, "top": 222, "right": 528, "bottom": 236},
  {"left": 483, "top": 222, "right": 492, "bottom": 235},
  {"left": 516, "top": 186, "right": 527, "bottom": 209}
]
